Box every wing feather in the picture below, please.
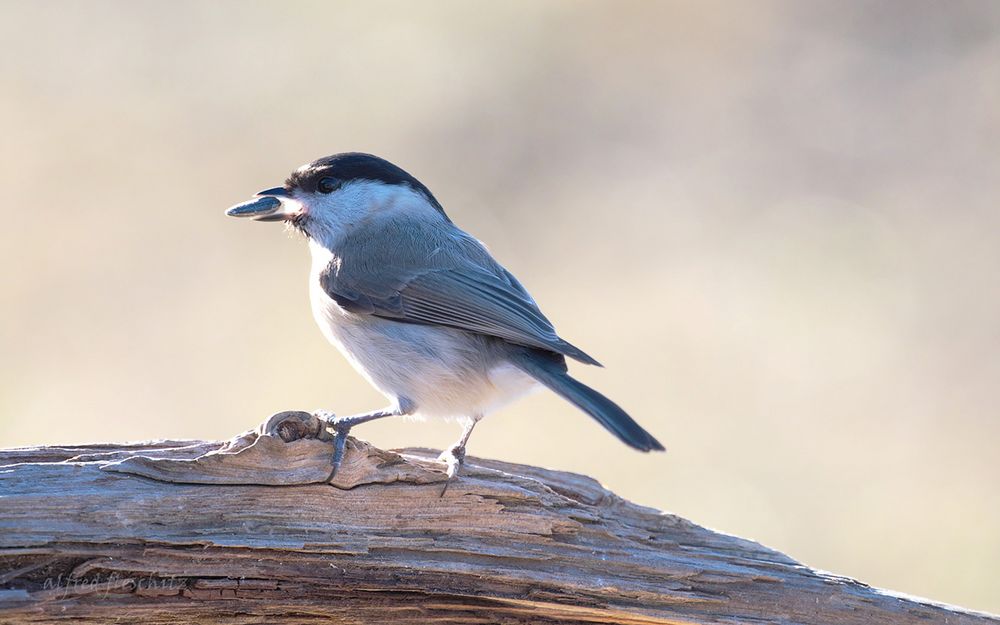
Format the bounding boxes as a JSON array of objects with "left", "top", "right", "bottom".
[{"left": 319, "top": 219, "right": 599, "bottom": 365}]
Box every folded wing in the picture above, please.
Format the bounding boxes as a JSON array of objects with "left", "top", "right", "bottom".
[{"left": 320, "top": 219, "right": 600, "bottom": 366}]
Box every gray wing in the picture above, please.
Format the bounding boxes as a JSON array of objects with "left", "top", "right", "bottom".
[{"left": 320, "top": 219, "right": 600, "bottom": 366}]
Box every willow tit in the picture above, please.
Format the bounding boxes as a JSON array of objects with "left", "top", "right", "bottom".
[{"left": 227, "top": 153, "right": 664, "bottom": 484}]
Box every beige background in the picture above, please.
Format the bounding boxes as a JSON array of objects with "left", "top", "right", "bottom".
[{"left": 1, "top": 0, "right": 998, "bottom": 613}]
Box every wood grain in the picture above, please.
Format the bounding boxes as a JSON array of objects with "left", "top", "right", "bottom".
[{"left": 0, "top": 412, "right": 995, "bottom": 624}]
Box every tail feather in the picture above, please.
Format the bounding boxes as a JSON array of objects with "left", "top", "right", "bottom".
[
  {"left": 555, "top": 338, "right": 603, "bottom": 367},
  {"left": 509, "top": 349, "right": 665, "bottom": 452}
]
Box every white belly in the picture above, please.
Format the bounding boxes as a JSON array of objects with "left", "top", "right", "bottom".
[{"left": 309, "top": 272, "right": 538, "bottom": 420}]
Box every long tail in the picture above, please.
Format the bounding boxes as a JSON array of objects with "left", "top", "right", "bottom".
[{"left": 508, "top": 349, "right": 665, "bottom": 452}]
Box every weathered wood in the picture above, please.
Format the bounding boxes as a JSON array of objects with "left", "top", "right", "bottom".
[{"left": 0, "top": 412, "right": 995, "bottom": 624}]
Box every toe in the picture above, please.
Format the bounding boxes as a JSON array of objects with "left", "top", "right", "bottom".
[
  {"left": 327, "top": 431, "right": 349, "bottom": 481},
  {"left": 438, "top": 444, "right": 466, "bottom": 464},
  {"left": 313, "top": 409, "right": 337, "bottom": 423},
  {"left": 439, "top": 463, "right": 461, "bottom": 498},
  {"left": 439, "top": 446, "right": 466, "bottom": 479}
]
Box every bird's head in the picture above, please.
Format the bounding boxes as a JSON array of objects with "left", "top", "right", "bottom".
[{"left": 226, "top": 152, "right": 448, "bottom": 245}]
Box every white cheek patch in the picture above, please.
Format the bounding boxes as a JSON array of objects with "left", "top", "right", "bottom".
[{"left": 299, "top": 181, "right": 444, "bottom": 247}]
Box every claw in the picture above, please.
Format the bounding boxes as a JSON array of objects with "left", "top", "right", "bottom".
[
  {"left": 314, "top": 409, "right": 337, "bottom": 425},
  {"left": 438, "top": 444, "right": 466, "bottom": 497},
  {"left": 313, "top": 407, "right": 404, "bottom": 483},
  {"left": 315, "top": 410, "right": 351, "bottom": 482},
  {"left": 329, "top": 429, "right": 350, "bottom": 476}
]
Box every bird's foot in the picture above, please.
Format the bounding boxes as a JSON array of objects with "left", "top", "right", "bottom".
[
  {"left": 437, "top": 443, "right": 466, "bottom": 497},
  {"left": 313, "top": 407, "right": 405, "bottom": 482},
  {"left": 313, "top": 410, "right": 353, "bottom": 481}
]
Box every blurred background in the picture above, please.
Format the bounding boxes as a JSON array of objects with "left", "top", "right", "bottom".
[{"left": 1, "top": 0, "right": 998, "bottom": 612}]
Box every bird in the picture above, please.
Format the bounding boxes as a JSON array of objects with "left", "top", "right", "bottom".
[{"left": 226, "top": 152, "right": 664, "bottom": 486}]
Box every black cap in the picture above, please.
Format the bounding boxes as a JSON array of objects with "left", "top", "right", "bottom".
[{"left": 285, "top": 152, "right": 447, "bottom": 218}]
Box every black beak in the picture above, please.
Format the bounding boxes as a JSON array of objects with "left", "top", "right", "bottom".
[{"left": 256, "top": 187, "right": 290, "bottom": 198}]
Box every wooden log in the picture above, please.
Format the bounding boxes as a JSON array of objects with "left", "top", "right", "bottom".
[{"left": 0, "top": 411, "right": 995, "bottom": 624}]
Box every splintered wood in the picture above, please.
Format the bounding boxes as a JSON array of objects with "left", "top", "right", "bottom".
[{"left": 0, "top": 412, "right": 995, "bottom": 624}]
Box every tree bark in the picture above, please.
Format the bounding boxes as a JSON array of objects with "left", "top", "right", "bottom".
[{"left": 0, "top": 411, "right": 995, "bottom": 624}]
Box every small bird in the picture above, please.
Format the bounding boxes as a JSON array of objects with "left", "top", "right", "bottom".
[{"left": 226, "top": 153, "right": 664, "bottom": 484}]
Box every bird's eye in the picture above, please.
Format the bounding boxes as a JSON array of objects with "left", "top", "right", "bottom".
[{"left": 317, "top": 177, "right": 341, "bottom": 194}]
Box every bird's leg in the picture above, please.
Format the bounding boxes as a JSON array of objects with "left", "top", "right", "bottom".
[
  {"left": 439, "top": 416, "right": 480, "bottom": 497},
  {"left": 314, "top": 407, "right": 403, "bottom": 480}
]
